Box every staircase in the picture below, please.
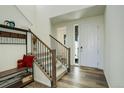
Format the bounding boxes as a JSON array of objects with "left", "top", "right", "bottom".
[
  {"left": 0, "top": 24, "right": 70, "bottom": 87},
  {"left": 29, "top": 30, "right": 70, "bottom": 87}
]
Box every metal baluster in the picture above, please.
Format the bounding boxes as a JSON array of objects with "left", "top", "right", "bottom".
[
  {"left": 45, "top": 47, "right": 46, "bottom": 71},
  {"left": 50, "top": 51, "right": 52, "bottom": 77},
  {"left": 0, "top": 32, "right": 1, "bottom": 43},
  {"left": 0, "top": 36, "right": 1, "bottom": 43},
  {"left": 61, "top": 44, "right": 63, "bottom": 63},
  {"left": 44, "top": 46, "right": 46, "bottom": 70},
  {"left": 59, "top": 45, "right": 61, "bottom": 61},
  {"left": 67, "top": 49, "right": 69, "bottom": 67},
  {"left": 37, "top": 40, "right": 39, "bottom": 63},
  {"left": 46, "top": 48, "right": 48, "bottom": 73},
  {"left": 63, "top": 47, "right": 65, "bottom": 65},
  {"left": 0, "top": 36, "right": 3, "bottom": 43},
  {"left": 56, "top": 41, "right": 58, "bottom": 58},
  {"left": 18, "top": 34, "right": 19, "bottom": 44},
  {"left": 46, "top": 48, "right": 47, "bottom": 73},
  {"left": 63, "top": 46, "right": 65, "bottom": 65},
  {"left": 21, "top": 35, "right": 22, "bottom": 44},
  {"left": 38, "top": 40, "right": 40, "bottom": 62},
  {"left": 20, "top": 35, "right": 22, "bottom": 44},
  {"left": 65, "top": 48, "right": 67, "bottom": 66},
  {"left": 56, "top": 40, "right": 57, "bottom": 58},
  {"left": 39, "top": 41, "right": 41, "bottom": 65},
  {"left": 48, "top": 49, "right": 50, "bottom": 75},
  {"left": 46, "top": 47, "right": 47, "bottom": 72},
  {"left": 43, "top": 45, "right": 45, "bottom": 70},
  {"left": 65, "top": 48, "right": 66, "bottom": 65},
  {"left": 18, "top": 34, "right": 20, "bottom": 44},
  {"left": 61, "top": 45, "right": 63, "bottom": 64},
  {"left": 66, "top": 48, "right": 68, "bottom": 66},
  {"left": 1, "top": 36, "right": 2, "bottom": 44},
  {"left": 31, "top": 34, "right": 32, "bottom": 54},
  {"left": 36, "top": 38, "right": 37, "bottom": 60},
  {"left": 41, "top": 43, "right": 43, "bottom": 67},
  {"left": 38, "top": 41, "right": 40, "bottom": 62},
  {"left": 39, "top": 42, "right": 42, "bottom": 66},
  {"left": 66, "top": 49, "right": 68, "bottom": 67},
  {"left": 47, "top": 48, "right": 49, "bottom": 74}
]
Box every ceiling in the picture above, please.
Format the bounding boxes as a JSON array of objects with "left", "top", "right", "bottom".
[{"left": 51, "top": 5, "right": 106, "bottom": 24}]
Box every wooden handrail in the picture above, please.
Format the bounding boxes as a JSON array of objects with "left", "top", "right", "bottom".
[{"left": 49, "top": 35, "right": 69, "bottom": 49}]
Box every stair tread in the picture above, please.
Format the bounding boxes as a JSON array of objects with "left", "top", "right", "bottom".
[
  {"left": 37, "top": 59, "right": 63, "bottom": 68},
  {"left": 56, "top": 66, "right": 66, "bottom": 77},
  {"left": 56, "top": 62, "right": 62, "bottom": 68}
]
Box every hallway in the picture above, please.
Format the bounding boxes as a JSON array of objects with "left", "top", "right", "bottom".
[
  {"left": 25, "top": 66, "right": 108, "bottom": 88},
  {"left": 57, "top": 66, "right": 108, "bottom": 88}
]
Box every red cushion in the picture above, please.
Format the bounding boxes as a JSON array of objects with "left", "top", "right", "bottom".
[
  {"left": 23, "top": 55, "right": 34, "bottom": 68},
  {"left": 17, "top": 59, "right": 25, "bottom": 69}
]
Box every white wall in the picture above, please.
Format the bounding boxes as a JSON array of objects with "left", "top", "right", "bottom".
[
  {"left": 16, "top": 5, "right": 36, "bottom": 25},
  {"left": 36, "top": 5, "right": 92, "bottom": 47},
  {"left": 0, "top": 45, "right": 26, "bottom": 72},
  {"left": 16, "top": 5, "right": 36, "bottom": 31},
  {"left": 56, "top": 26, "right": 66, "bottom": 45},
  {"left": 0, "top": 5, "right": 35, "bottom": 29},
  {"left": 0, "top": 5, "right": 35, "bottom": 72},
  {"left": 34, "top": 63, "right": 51, "bottom": 87},
  {"left": 52, "top": 15, "right": 104, "bottom": 69},
  {"left": 104, "top": 5, "right": 124, "bottom": 87}
]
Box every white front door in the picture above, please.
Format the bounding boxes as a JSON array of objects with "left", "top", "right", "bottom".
[{"left": 79, "top": 23, "right": 98, "bottom": 68}]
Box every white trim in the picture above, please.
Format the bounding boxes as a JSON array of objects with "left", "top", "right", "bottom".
[{"left": 103, "top": 70, "right": 111, "bottom": 88}]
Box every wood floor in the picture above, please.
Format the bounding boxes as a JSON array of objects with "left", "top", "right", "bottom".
[{"left": 25, "top": 66, "right": 109, "bottom": 88}]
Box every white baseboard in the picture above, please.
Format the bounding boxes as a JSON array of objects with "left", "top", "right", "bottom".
[{"left": 103, "top": 70, "right": 111, "bottom": 88}]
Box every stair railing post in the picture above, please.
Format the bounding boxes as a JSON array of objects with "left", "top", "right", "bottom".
[
  {"left": 68, "top": 48, "right": 71, "bottom": 72},
  {"left": 51, "top": 49, "right": 57, "bottom": 87}
]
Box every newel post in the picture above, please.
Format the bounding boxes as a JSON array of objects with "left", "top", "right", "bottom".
[{"left": 51, "top": 49, "right": 57, "bottom": 87}]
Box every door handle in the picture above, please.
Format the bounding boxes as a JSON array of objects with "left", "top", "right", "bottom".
[{"left": 80, "top": 46, "right": 83, "bottom": 52}]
